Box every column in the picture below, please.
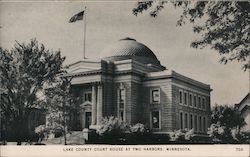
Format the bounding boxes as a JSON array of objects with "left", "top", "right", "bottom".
[
  {"left": 91, "top": 84, "right": 97, "bottom": 126},
  {"left": 96, "top": 84, "right": 103, "bottom": 125}
]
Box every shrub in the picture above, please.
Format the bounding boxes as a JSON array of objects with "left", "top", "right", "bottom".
[
  {"left": 96, "top": 116, "right": 129, "bottom": 144},
  {"left": 130, "top": 123, "right": 146, "bottom": 134},
  {"left": 207, "top": 123, "right": 248, "bottom": 143},
  {"left": 35, "top": 125, "right": 47, "bottom": 142},
  {"left": 169, "top": 129, "right": 195, "bottom": 143},
  {"left": 34, "top": 112, "right": 67, "bottom": 142},
  {"left": 95, "top": 117, "right": 170, "bottom": 144}
]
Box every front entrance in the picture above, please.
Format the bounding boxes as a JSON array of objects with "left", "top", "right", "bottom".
[{"left": 85, "top": 112, "right": 92, "bottom": 128}]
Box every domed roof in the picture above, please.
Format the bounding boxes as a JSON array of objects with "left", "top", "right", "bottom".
[{"left": 100, "top": 37, "right": 161, "bottom": 65}]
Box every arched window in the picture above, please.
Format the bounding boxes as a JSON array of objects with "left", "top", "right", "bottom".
[
  {"left": 202, "top": 97, "right": 206, "bottom": 110},
  {"left": 179, "top": 90, "right": 183, "bottom": 104},
  {"left": 180, "top": 112, "right": 183, "bottom": 129},
  {"left": 198, "top": 96, "right": 201, "bottom": 109},
  {"left": 184, "top": 92, "right": 188, "bottom": 105},
  {"left": 190, "top": 114, "right": 193, "bottom": 129},
  {"left": 203, "top": 117, "right": 206, "bottom": 132},
  {"left": 194, "top": 115, "right": 198, "bottom": 131},
  {"left": 189, "top": 94, "right": 193, "bottom": 106},
  {"left": 194, "top": 95, "right": 197, "bottom": 107},
  {"left": 184, "top": 113, "right": 188, "bottom": 129},
  {"left": 199, "top": 116, "right": 202, "bottom": 132}
]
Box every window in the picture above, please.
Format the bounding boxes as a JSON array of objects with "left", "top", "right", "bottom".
[
  {"left": 184, "top": 113, "right": 188, "bottom": 129},
  {"left": 120, "top": 111, "right": 124, "bottom": 121},
  {"left": 151, "top": 88, "right": 160, "bottom": 104},
  {"left": 194, "top": 95, "right": 197, "bottom": 107},
  {"left": 179, "top": 90, "right": 183, "bottom": 104},
  {"left": 83, "top": 92, "right": 92, "bottom": 102},
  {"left": 119, "top": 89, "right": 125, "bottom": 108},
  {"left": 202, "top": 98, "right": 205, "bottom": 110},
  {"left": 184, "top": 92, "right": 187, "bottom": 105},
  {"left": 180, "top": 112, "right": 183, "bottom": 129},
  {"left": 203, "top": 117, "right": 206, "bottom": 132},
  {"left": 199, "top": 116, "right": 202, "bottom": 132},
  {"left": 198, "top": 96, "right": 201, "bottom": 108},
  {"left": 194, "top": 115, "right": 197, "bottom": 131},
  {"left": 151, "top": 111, "right": 160, "bottom": 129},
  {"left": 189, "top": 94, "right": 192, "bottom": 106},
  {"left": 120, "top": 89, "right": 125, "bottom": 102},
  {"left": 118, "top": 87, "right": 126, "bottom": 121},
  {"left": 190, "top": 114, "right": 193, "bottom": 129}
]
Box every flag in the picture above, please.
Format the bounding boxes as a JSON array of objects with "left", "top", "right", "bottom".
[{"left": 69, "top": 10, "right": 84, "bottom": 23}]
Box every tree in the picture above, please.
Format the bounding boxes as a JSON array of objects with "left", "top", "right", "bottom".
[
  {"left": 42, "top": 77, "right": 76, "bottom": 145},
  {"left": 0, "top": 39, "right": 65, "bottom": 144},
  {"left": 207, "top": 105, "right": 246, "bottom": 143},
  {"left": 133, "top": 1, "right": 250, "bottom": 70},
  {"left": 211, "top": 105, "right": 245, "bottom": 129}
]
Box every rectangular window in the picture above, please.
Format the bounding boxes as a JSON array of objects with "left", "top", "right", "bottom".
[
  {"left": 189, "top": 94, "right": 192, "bottom": 106},
  {"left": 194, "top": 115, "right": 197, "bottom": 131},
  {"left": 151, "top": 111, "right": 160, "bottom": 129},
  {"left": 184, "top": 92, "right": 187, "bottom": 105},
  {"left": 194, "top": 95, "right": 197, "bottom": 107},
  {"left": 202, "top": 98, "right": 205, "bottom": 110},
  {"left": 84, "top": 92, "right": 92, "bottom": 102},
  {"left": 203, "top": 117, "right": 206, "bottom": 132},
  {"left": 198, "top": 96, "right": 201, "bottom": 108},
  {"left": 179, "top": 90, "right": 183, "bottom": 104},
  {"left": 180, "top": 112, "right": 183, "bottom": 129},
  {"left": 151, "top": 88, "right": 160, "bottom": 104},
  {"left": 120, "top": 111, "right": 124, "bottom": 121},
  {"left": 120, "top": 89, "right": 125, "bottom": 102},
  {"left": 199, "top": 116, "right": 202, "bottom": 132},
  {"left": 118, "top": 87, "right": 126, "bottom": 121},
  {"left": 184, "top": 113, "right": 188, "bottom": 129},
  {"left": 190, "top": 114, "right": 193, "bottom": 129}
]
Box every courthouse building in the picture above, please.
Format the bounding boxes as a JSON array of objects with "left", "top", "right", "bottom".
[{"left": 64, "top": 37, "right": 212, "bottom": 134}]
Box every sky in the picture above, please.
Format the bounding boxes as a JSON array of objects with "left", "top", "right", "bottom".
[{"left": 0, "top": 1, "right": 249, "bottom": 106}]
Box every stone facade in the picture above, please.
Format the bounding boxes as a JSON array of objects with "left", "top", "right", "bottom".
[{"left": 65, "top": 38, "right": 212, "bottom": 134}]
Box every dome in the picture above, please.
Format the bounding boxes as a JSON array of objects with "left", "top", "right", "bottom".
[{"left": 100, "top": 37, "right": 161, "bottom": 66}]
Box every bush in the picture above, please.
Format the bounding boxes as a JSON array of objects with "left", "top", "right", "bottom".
[
  {"left": 96, "top": 116, "right": 129, "bottom": 144},
  {"left": 207, "top": 123, "right": 248, "bottom": 143},
  {"left": 169, "top": 129, "right": 195, "bottom": 143},
  {"left": 95, "top": 117, "right": 170, "bottom": 144},
  {"left": 39, "top": 111, "right": 68, "bottom": 140}
]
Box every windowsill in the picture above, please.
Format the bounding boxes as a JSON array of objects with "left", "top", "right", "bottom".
[
  {"left": 151, "top": 102, "right": 161, "bottom": 105},
  {"left": 151, "top": 128, "right": 161, "bottom": 131}
]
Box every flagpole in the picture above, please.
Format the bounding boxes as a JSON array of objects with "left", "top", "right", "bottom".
[{"left": 83, "top": 6, "right": 87, "bottom": 59}]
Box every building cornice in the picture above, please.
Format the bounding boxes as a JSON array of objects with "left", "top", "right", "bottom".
[
  {"left": 144, "top": 70, "right": 212, "bottom": 91},
  {"left": 62, "top": 70, "right": 102, "bottom": 78},
  {"left": 65, "top": 59, "right": 101, "bottom": 68}
]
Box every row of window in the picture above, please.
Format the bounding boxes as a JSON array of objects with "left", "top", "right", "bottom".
[
  {"left": 180, "top": 112, "right": 207, "bottom": 132},
  {"left": 179, "top": 90, "right": 207, "bottom": 110}
]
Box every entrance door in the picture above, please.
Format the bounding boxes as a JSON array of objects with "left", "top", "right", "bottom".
[{"left": 85, "top": 112, "right": 92, "bottom": 128}]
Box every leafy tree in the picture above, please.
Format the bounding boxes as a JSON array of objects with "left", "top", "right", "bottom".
[
  {"left": 0, "top": 39, "right": 65, "bottom": 144},
  {"left": 133, "top": 1, "right": 250, "bottom": 70},
  {"left": 208, "top": 105, "right": 246, "bottom": 143},
  {"left": 211, "top": 105, "right": 245, "bottom": 129},
  {"left": 43, "top": 77, "right": 76, "bottom": 145}
]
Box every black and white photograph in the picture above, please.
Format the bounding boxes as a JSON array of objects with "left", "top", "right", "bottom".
[{"left": 0, "top": 0, "right": 249, "bottom": 156}]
